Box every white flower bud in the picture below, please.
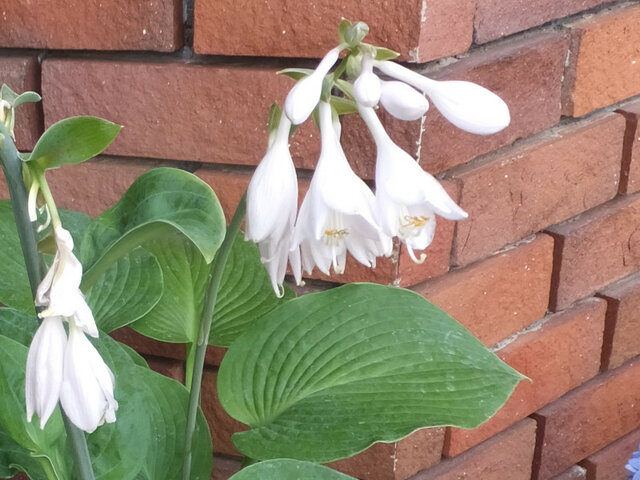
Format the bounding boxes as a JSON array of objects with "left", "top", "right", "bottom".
[
  {"left": 379, "top": 80, "right": 429, "bottom": 121},
  {"left": 353, "top": 56, "right": 381, "bottom": 108}
]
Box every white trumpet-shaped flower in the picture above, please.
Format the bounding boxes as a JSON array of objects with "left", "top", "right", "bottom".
[
  {"left": 25, "top": 316, "right": 66, "bottom": 428},
  {"left": 292, "top": 102, "right": 389, "bottom": 279},
  {"left": 245, "top": 115, "right": 299, "bottom": 297},
  {"left": 353, "top": 55, "right": 381, "bottom": 108},
  {"left": 373, "top": 59, "right": 510, "bottom": 135},
  {"left": 284, "top": 47, "right": 341, "bottom": 125},
  {"left": 359, "top": 105, "right": 467, "bottom": 262},
  {"left": 379, "top": 80, "right": 429, "bottom": 121},
  {"left": 35, "top": 225, "right": 97, "bottom": 337},
  {"left": 59, "top": 323, "right": 118, "bottom": 434}
]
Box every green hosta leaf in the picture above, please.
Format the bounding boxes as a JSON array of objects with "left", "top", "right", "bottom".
[
  {"left": 373, "top": 46, "right": 400, "bottom": 61},
  {"left": 230, "top": 460, "right": 355, "bottom": 480},
  {"left": 28, "top": 116, "right": 121, "bottom": 169},
  {"left": 278, "top": 68, "right": 314, "bottom": 81},
  {"left": 1, "top": 85, "right": 41, "bottom": 107},
  {"left": 85, "top": 247, "right": 163, "bottom": 333},
  {"left": 0, "top": 201, "right": 32, "bottom": 313},
  {"left": 0, "top": 334, "right": 69, "bottom": 479},
  {"left": 330, "top": 96, "right": 357, "bottom": 115},
  {"left": 0, "top": 428, "right": 48, "bottom": 480},
  {"left": 212, "top": 234, "right": 294, "bottom": 347},
  {"left": 218, "top": 283, "right": 524, "bottom": 462},
  {"left": 337, "top": 19, "right": 352, "bottom": 45},
  {"left": 0, "top": 308, "right": 38, "bottom": 346}
]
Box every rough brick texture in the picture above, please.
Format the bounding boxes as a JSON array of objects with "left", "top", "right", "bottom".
[
  {"left": 414, "top": 234, "right": 553, "bottom": 347},
  {"left": 598, "top": 271, "right": 640, "bottom": 370},
  {"left": 581, "top": 428, "right": 640, "bottom": 479},
  {"left": 549, "top": 466, "right": 587, "bottom": 480},
  {"left": 474, "top": 0, "right": 612, "bottom": 43},
  {"left": 617, "top": 101, "right": 640, "bottom": 194},
  {"left": 422, "top": 31, "right": 568, "bottom": 174},
  {"left": 450, "top": 113, "right": 624, "bottom": 266},
  {"left": 0, "top": 55, "right": 41, "bottom": 151},
  {"left": 547, "top": 193, "right": 640, "bottom": 311},
  {"left": 445, "top": 298, "right": 605, "bottom": 457},
  {"left": 0, "top": 0, "right": 182, "bottom": 51},
  {"left": 533, "top": 360, "right": 640, "bottom": 479},
  {"left": 194, "top": 0, "right": 474, "bottom": 63},
  {"left": 413, "top": 419, "right": 536, "bottom": 480},
  {"left": 562, "top": 3, "right": 640, "bottom": 117}
]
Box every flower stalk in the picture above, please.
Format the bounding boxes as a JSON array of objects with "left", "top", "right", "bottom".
[
  {"left": 0, "top": 124, "right": 96, "bottom": 480},
  {"left": 182, "top": 193, "right": 246, "bottom": 480}
]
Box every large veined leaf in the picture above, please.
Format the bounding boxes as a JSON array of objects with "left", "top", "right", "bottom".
[
  {"left": 0, "top": 308, "right": 38, "bottom": 347},
  {"left": 218, "top": 283, "right": 524, "bottom": 462},
  {"left": 0, "top": 429, "right": 48, "bottom": 480},
  {"left": 26, "top": 116, "right": 121, "bottom": 170},
  {"left": 229, "top": 460, "right": 356, "bottom": 480},
  {"left": 0, "top": 201, "right": 32, "bottom": 312},
  {"left": 212, "top": 234, "right": 294, "bottom": 347}
]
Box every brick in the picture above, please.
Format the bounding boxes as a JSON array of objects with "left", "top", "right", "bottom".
[
  {"left": 45, "top": 157, "right": 159, "bottom": 217},
  {"left": 0, "top": 55, "right": 41, "bottom": 151},
  {"left": 194, "top": 0, "right": 474, "bottom": 63},
  {"left": 144, "top": 355, "right": 185, "bottom": 383},
  {"left": 414, "top": 234, "right": 553, "bottom": 347},
  {"left": 450, "top": 113, "right": 624, "bottom": 266},
  {"left": 200, "top": 368, "right": 247, "bottom": 456},
  {"left": 581, "top": 428, "right": 640, "bottom": 480},
  {"left": 0, "top": 0, "right": 182, "bottom": 51},
  {"left": 412, "top": 419, "right": 536, "bottom": 480},
  {"left": 533, "top": 360, "right": 640, "bottom": 479},
  {"left": 562, "top": 4, "right": 640, "bottom": 117},
  {"left": 421, "top": 31, "right": 568, "bottom": 174},
  {"left": 546, "top": 192, "right": 640, "bottom": 311},
  {"left": 445, "top": 298, "right": 605, "bottom": 457},
  {"left": 41, "top": 59, "right": 420, "bottom": 180},
  {"left": 598, "top": 271, "right": 640, "bottom": 370},
  {"left": 329, "top": 428, "right": 445, "bottom": 480},
  {"left": 212, "top": 455, "right": 241, "bottom": 480},
  {"left": 111, "top": 326, "right": 186, "bottom": 362},
  {"left": 474, "top": 0, "right": 611, "bottom": 44},
  {"left": 550, "top": 465, "right": 587, "bottom": 480},
  {"left": 616, "top": 100, "right": 640, "bottom": 194}
]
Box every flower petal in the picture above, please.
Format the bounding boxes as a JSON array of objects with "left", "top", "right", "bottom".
[{"left": 379, "top": 80, "right": 429, "bottom": 121}]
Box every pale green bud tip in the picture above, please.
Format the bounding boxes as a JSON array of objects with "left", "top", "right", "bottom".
[{"left": 344, "top": 21, "right": 369, "bottom": 46}]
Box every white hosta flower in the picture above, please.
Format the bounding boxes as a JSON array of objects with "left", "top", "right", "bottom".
[
  {"left": 36, "top": 225, "right": 97, "bottom": 337},
  {"left": 25, "top": 316, "right": 66, "bottom": 428},
  {"left": 373, "top": 60, "right": 510, "bottom": 135},
  {"left": 246, "top": 115, "right": 299, "bottom": 296},
  {"left": 284, "top": 47, "right": 341, "bottom": 125},
  {"left": 59, "top": 323, "right": 118, "bottom": 434},
  {"left": 353, "top": 55, "right": 381, "bottom": 108},
  {"left": 379, "top": 80, "right": 429, "bottom": 121},
  {"left": 293, "top": 102, "right": 389, "bottom": 279},
  {"left": 359, "top": 106, "right": 467, "bottom": 262}
]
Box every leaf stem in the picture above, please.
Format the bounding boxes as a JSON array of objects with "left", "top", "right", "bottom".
[
  {"left": 182, "top": 193, "right": 246, "bottom": 480},
  {"left": 0, "top": 124, "right": 96, "bottom": 480}
]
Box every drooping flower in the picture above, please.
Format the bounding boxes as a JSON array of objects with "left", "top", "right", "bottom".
[
  {"left": 627, "top": 444, "right": 640, "bottom": 480},
  {"left": 284, "top": 47, "right": 341, "bottom": 125},
  {"left": 245, "top": 115, "right": 299, "bottom": 296},
  {"left": 373, "top": 59, "right": 510, "bottom": 135},
  {"left": 379, "top": 80, "right": 429, "bottom": 121},
  {"left": 59, "top": 323, "right": 118, "bottom": 434},
  {"left": 292, "top": 102, "right": 390, "bottom": 279},
  {"left": 35, "top": 225, "right": 97, "bottom": 337},
  {"left": 353, "top": 55, "right": 381, "bottom": 108},
  {"left": 359, "top": 105, "right": 467, "bottom": 262},
  {"left": 25, "top": 316, "right": 67, "bottom": 428}
]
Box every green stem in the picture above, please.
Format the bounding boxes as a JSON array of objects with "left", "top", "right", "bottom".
[
  {"left": 184, "top": 342, "right": 195, "bottom": 390},
  {"left": 182, "top": 193, "right": 246, "bottom": 480},
  {"left": 0, "top": 125, "right": 96, "bottom": 480},
  {"left": 34, "top": 167, "right": 62, "bottom": 228}
]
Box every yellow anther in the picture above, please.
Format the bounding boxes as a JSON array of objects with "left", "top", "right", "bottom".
[
  {"left": 324, "top": 228, "right": 349, "bottom": 238},
  {"left": 402, "top": 215, "right": 430, "bottom": 228}
]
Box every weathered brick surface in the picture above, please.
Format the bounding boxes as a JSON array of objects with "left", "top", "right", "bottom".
[
  {"left": 598, "top": 272, "right": 640, "bottom": 370},
  {"left": 414, "top": 234, "right": 553, "bottom": 347},
  {"left": 581, "top": 428, "right": 640, "bottom": 479},
  {"left": 533, "top": 360, "right": 640, "bottom": 479},
  {"left": 0, "top": 0, "right": 182, "bottom": 51},
  {"left": 329, "top": 428, "right": 445, "bottom": 480},
  {"left": 617, "top": 101, "right": 640, "bottom": 194},
  {"left": 194, "top": 0, "right": 474, "bottom": 63},
  {"left": 445, "top": 298, "right": 605, "bottom": 457},
  {"left": 212, "top": 455, "right": 242, "bottom": 480},
  {"left": 413, "top": 419, "right": 536, "bottom": 480},
  {"left": 144, "top": 355, "right": 185, "bottom": 383},
  {"left": 0, "top": 55, "right": 41, "bottom": 151},
  {"left": 450, "top": 113, "right": 624, "bottom": 266},
  {"left": 549, "top": 465, "right": 587, "bottom": 480},
  {"left": 562, "top": 3, "right": 640, "bottom": 117},
  {"left": 111, "top": 326, "right": 186, "bottom": 361},
  {"left": 45, "top": 157, "right": 158, "bottom": 217},
  {"left": 547, "top": 192, "right": 640, "bottom": 311},
  {"left": 474, "top": 0, "right": 612, "bottom": 44},
  {"left": 421, "top": 31, "right": 568, "bottom": 174}
]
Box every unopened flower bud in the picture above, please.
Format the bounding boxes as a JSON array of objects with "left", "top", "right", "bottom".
[
  {"left": 353, "top": 56, "right": 381, "bottom": 108},
  {"left": 379, "top": 80, "right": 429, "bottom": 121}
]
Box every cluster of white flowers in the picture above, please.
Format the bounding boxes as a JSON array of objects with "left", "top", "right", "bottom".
[
  {"left": 246, "top": 45, "right": 510, "bottom": 297},
  {"left": 26, "top": 225, "right": 117, "bottom": 433}
]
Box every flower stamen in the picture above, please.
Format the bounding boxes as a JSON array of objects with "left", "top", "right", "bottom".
[{"left": 402, "top": 215, "right": 429, "bottom": 228}]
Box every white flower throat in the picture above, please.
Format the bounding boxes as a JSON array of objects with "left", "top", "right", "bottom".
[{"left": 322, "top": 211, "right": 349, "bottom": 247}]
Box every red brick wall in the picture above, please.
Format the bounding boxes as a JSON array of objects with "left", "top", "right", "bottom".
[{"left": 3, "top": 1, "right": 640, "bottom": 479}]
